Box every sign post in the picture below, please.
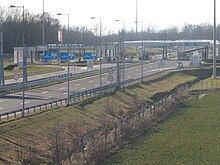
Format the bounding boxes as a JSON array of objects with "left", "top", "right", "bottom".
[
  {"left": 108, "top": 68, "right": 115, "bottom": 84},
  {"left": 14, "top": 67, "right": 19, "bottom": 82}
]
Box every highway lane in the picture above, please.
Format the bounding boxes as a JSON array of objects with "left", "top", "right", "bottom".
[
  {"left": 5, "top": 63, "right": 117, "bottom": 85},
  {"left": 0, "top": 60, "right": 189, "bottom": 114}
]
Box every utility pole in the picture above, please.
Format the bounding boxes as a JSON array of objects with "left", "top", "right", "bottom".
[
  {"left": 213, "top": 0, "right": 217, "bottom": 79},
  {"left": 0, "top": 29, "right": 4, "bottom": 86},
  {"left": 42, "top": 0, "right": 45, "bottom": 45}
]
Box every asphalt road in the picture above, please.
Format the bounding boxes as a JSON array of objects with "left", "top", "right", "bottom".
[{"left": 0, "top": 60, "right": 189, "bottom": 114}]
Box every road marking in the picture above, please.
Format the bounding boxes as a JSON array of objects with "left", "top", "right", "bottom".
[
  {"left": 75, "top": 84, "right": 80, "bottom": 86},
  {"left": 0, "top": 101, "right": 3, "bottom": 103},
  {"left": 63, "top": 82, "right": 67, "bottom": 84},
  {"left": 81, "top": 88, "right": 86, "bottom": 91},
  {"left": 20, "top": 101, "right": 30, "bottom": 105},
  {"left": 95, "top": 84, "right": 99, "bottom": 87},
  {"left": 59, "top": 87, "right": 65, "bottom": 90},
  {"left": 0, "top": 108, "right": 2, "bottom": 110},
  {"left": 44, "top": 96, "right": 52, "bottom": 100},
  {"left": 89, "top": 80, "right": 94, "bottom": 83},
  {"left": 63, "top": 93, "right": 68, "bottom": 95},
  {"left": 41, "top": 91, "right": 48, "bottom": 94}
]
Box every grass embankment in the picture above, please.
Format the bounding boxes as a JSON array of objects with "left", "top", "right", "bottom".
[
  {"left": 0, "top": 69, "right": 211, "bottom": 164},
  {"left": 102, "top": 86, "right": 220, "bottom": 164}
]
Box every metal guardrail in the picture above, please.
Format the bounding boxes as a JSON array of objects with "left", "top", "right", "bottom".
[
  {"left": 0, "top": 62, "right": 144, "bottom": 93},
  {"left": 0, "top": 66, "right": 196, "bottom": 123}
]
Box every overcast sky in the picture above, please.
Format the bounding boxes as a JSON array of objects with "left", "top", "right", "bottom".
[{"left": 0, "top": 0, "right": 218, "bottom": 33}]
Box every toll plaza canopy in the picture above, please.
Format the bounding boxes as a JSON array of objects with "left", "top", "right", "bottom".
[{"left": 123, "top": 40, "right": 214, "bottom": 48}]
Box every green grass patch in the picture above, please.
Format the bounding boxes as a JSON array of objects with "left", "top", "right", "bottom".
[
  {"left": 102, "top": 92, "right": 220, "bottom": 165},
  {"left": 4, "top": 66, "right": 61, "bottom": 76}
]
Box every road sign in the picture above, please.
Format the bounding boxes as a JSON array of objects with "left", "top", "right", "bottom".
[
  {"left": 83, "top": 52, "right": 97, "bottom": 61},
  {"left": 44, "top": 52, "right": 51, "bottom": 61},
  {"left": 51, "top": 52, "right": 58, "bottom": 60},
  {"left": 108, "top": 68, "right": 114, "bottom": 74},
  {"left": 14, "top": 74, "right": 19, "bottom": 80},
  {"left": 108, "top": 75, "right": 114, "bottom": 82},
  {"left": 14, "top": 67, "right": 19, "bottom": 73}
]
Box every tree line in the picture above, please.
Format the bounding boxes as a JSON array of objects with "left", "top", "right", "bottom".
[{"left": 0, "top": 6, "right": 220, "bottom": 54}]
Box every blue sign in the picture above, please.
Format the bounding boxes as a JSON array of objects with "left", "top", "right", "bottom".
[
  {"left": 69, "top": 53, "right": 75, "bottom": 60},
  {"left": 61, "top": 52, "right": 69, "bottom": 61},
  {"left": 44, "top": 52, "right": 51, "bottom": 61},
  {"left": 83, "top": 52, "right": 97, "bottom": 60},
  {"left": 61, "top": 52, "right": 75, "bottom": 61},
  {"left": 51, "top": 52, "right": 58, "bottom": 60}
]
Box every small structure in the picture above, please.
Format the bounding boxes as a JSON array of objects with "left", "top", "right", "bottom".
[{"left": 14, "top": 47, "right": 36, "bottom": 66}]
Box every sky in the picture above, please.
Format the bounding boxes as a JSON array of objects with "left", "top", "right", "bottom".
[{"left": 0, "top": 0, "right": 218, "bottom": 34}]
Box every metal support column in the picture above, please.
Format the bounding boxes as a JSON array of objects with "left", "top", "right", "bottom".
[{"left": 0, "top": 31, "right": 4, "bottom": 86}]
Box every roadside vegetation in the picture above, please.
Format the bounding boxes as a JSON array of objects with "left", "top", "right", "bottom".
[
  {"left": 0, "top": 68, "right": 214, "bottom": 164},
  {"left": 103, "top": 90, "right": 220, "bottom": 164}
]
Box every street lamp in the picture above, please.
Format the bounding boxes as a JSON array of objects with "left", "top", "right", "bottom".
[
  {"left": 91, "top": 17, "right": 102, "bottom": 87},
  {"left": 10, "top": 5, "right": 26, "bottom": 117},
  {"left": 57, "top": 13, "right": 70, "bottom": 105},
  {"left": 42, "top": 0, "right": 45, "bottom": 45},
  {"left": 0, "top": 27, "right": 4, "bottom": 87},
  {"left": 136, "top": 21, "right": 144, "bottom": 81},
  {"left": 213, "top": 0, "right": 217, "bottom": 79},
  {"left": 115, "top": 19, "right": 126, "bottom": 87}
]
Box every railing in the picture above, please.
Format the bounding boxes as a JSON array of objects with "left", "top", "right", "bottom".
[{"left": 0, "top": 66, "right": 196, "bottom": 123}]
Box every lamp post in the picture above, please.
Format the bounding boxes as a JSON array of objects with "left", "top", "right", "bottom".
[
  {"left": 136, "top": 21, "right": 144, "bottom": 81},
  {"left": 57, "top": 13, "right": 70, "bottom": 105},
  {"left": 91, "top": 17, "right": 102, "bottom": 87},
  {"left": 0, "top": 27, "right": 4, "bottom": 87},
  {"left": 213, "top": 0, "right": 217, "bottom": 79},
  {"left": 42, "top": 0, "right": 45, "bottom": 45},
  {"left": 115, "top": 19, "right": 126, "bottom": 87},
  {"left": 10, "top": 5, "right": 26, "bottom": 117}
]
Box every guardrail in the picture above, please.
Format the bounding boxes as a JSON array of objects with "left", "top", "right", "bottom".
[
  {"left": 0, "top": 62, "right": 146, "bottom": 93},
  {"left": 0, "top": 66, "right": 196, "bottom": 123}
]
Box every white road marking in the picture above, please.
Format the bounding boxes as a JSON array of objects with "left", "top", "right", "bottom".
[
  {"left": 59, "top": 87, "right": 65, "bottom": 90},
  {"left": 41, "top": 91, "right": 48, "bottom": 94},
  {"left": 63, "top": 93, "right": 68, "bottom": 95},
  {"left": 75, "top": 84, "right": 80, "bottom": 86},
  {"left": 44, "top": 96, "right": 52, "bottom": 100},
  {"left": 89, "top": 80, "right": 94, "bottom": 83},
  {"left": 20, "top": 101, "right": 30, "bottom": 105},
  {"left": 63, "top": 82, "right": 68, "bottom": 84},
  {"left": 95, "top": 84, "right": 99, "bottom": 87},
  {"left": 0, "top": 101, "right": 3, "bottom": 103},
  {"left": 0, "top": 108, "right": 2, "bottom": 110},
  {"left": 81, "top": 88, "right": 86, "bottom": 91}
]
